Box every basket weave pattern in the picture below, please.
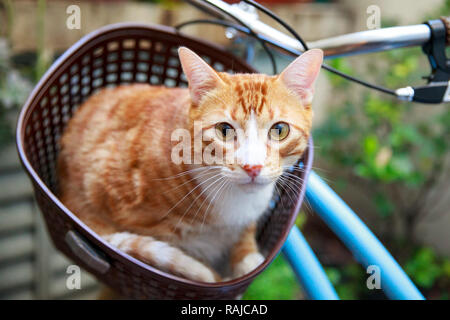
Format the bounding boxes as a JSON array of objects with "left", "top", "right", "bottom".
[{"left": 17, "top": 24, "right": 313, "bottom": 299}]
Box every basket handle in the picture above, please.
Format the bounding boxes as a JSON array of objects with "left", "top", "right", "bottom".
[{"left": 65, "top": 230, "right": 110, "bottom": 274}]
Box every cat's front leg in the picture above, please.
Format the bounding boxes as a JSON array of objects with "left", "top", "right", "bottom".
[
  {"left": 103, "top": 232, "right": 220, "bottom": 283},
  {"left": 230, "top": 223, "right": 265, "bottom": 279}
]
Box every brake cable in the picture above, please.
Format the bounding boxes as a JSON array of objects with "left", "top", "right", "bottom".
[
  {"left": 178, "top": 0, "right": 450, "bottom": 103},
  {"left": 175, "top": 18, "right": 278, "bottom": 74}
]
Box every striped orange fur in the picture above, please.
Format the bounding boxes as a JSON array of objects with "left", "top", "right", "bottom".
[{"left": 58, "top": 47, "right": 323, "bottom": 283}]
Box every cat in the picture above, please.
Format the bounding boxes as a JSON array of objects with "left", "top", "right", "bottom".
[{"left": 57, "top": 47, "right": 323, "bottom": 283}]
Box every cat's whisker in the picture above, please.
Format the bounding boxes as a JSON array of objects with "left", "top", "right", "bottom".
[
  {"left": 286, "top": 166, "right": 334, "bottom": 184},
  {"left": 162, "top": 167, "right": 219, "bottom": 195},
  {"left": 281, "top": 165, "right": 305, "bottom": 172},
  {"left": 280, "top": 167, "right": 299, "bottom": 171},
  {"left": 302, "top": 196, "right": 315, "bottom": 215},
  {"left": 200, "top": 178, "right": 230, "bottom": 232},
  {"left": 273, "top": 183, "right": 287, "bottom": 213},
  {"left": 302, "top": 165, "right": 328, "bottom": 173},
  {"left": 275, "top": 179, "right": 298, "bottom": 209},
  {"left": 217, "top": 179, "right": 233, "bottom": 220},
  {"left": 153, "top": 166, "right": 221, "bottom": 181},
  {"left": 277, "top": 176, "right": 301, "bottom": 207},
  {"left": 280, "top": 172, "right": 305, "bottom": 189},
  {"left": 282, "top": 163, "right": 331, "bottom": 176},
  {"left": 161, "top": 172, "right": 223, "bottom": 219},
  {"left": 278, "top": 176, "right": 300, "bottom": 198},
  {"left": 282, "top": 167, "right": 325, "bottom": 183},
  {"left": 153, "top": 168, "right": 205, "bottom": 181},
  {"left": 284, "top": 174, "right": 314, "bottom": 214},
  {"left": 220, "top": 172, "right": 239, "bottom": 179},
  {"left": 281, "top": 172, "right": 305, "bottom": 184},
  {"left": 190, "top": 175, "right": 226, "bottom": 225},
  {"left": 266, "top": 170, "right": 285, "bottom": 178},
  {"left": 280, "top": 175, "right": 314, "bottom": 214},
  {"left": 283, "top": 168, "right": 314, "bottom": 212},
  {"left": 173, "top": 174, "right": 225, "bottom": 231}
]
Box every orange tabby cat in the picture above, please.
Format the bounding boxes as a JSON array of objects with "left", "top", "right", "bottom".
[{"left": 58, "top": 47, "right": 323, "bottom": 282}]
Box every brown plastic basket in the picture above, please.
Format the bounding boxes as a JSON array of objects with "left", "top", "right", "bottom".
[{"left": 16, "top": 23, "right": 313, "bottom": 299}]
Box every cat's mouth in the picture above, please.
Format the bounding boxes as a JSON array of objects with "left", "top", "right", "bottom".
[
  {"left": 236, "top": 177, "right": 274, "bottom": 193},
  {"left": 238, "top": 182, "right": 265, "bottom": 193}
]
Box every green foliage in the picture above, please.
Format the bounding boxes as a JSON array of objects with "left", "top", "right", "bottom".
[
  {"left": 313, "top": 2, "right": 450, "bottom": 299},
  {"left": 404, "top": 247, "right": 450, "bottom": 290},
  {"left": 243, "top": 255, "right": 302, "bottom": 300},
  {"left": 295, "top": 211, "right": 307, "bottom": 229},
  {"left": 325, "top": 264, "right": 367, "bottom": 300},
  {"left": 0, "top": 40, "right": 33, "bottom": 146},
  {"left": 314, "top": 41, "right": 449, "bottom": 221},
  {"left": 326, "top": 246, "right": 450, "bottom": 300},
  {"left": 242, "top": 211, "right": 308, "bottom": 300},
  {"left": 243, "top": 211, "right": 308, "bottom": 300}
]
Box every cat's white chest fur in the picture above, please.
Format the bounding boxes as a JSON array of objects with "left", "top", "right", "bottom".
[
  {"left": 178, "top": 181, "right": 274, "bottom": 267},
  {"left": 214, "top": 182, "right": 274, "bottom": 227}
]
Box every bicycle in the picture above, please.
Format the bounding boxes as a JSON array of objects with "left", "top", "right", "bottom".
[
  {"left": 177, "top": 0, "right": 450, "bottom": 300},
  {"left": 16, "top": 0, "right": 449, "bottom": 300}
]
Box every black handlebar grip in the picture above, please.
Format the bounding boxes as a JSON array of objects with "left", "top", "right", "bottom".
[{"left": 440, "top": 16, "right": 450, "bottom": 45}]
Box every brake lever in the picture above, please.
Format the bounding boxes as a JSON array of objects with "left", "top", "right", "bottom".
[{"left": 396, "top": 18, "right": 450, "bottom": 103}]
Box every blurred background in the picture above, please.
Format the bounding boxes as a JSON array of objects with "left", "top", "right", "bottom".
[{"left": 0, "top": 0, "right": 449, "bottom": 299}]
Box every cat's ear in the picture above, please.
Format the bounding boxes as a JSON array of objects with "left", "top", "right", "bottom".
[
  {"left": 278, "top": 49, "right": 323, "bottom": 106},
  {"left": 178, "top": 47, "right": 223, "bottom": 105}
]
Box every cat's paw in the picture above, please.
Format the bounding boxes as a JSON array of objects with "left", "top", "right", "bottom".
[
  {"left": 178, "top": 258, "right": 219, "bottom": 283},
  {"left": 103, "top": 232, "right": 219, "bottom": 283},
  {"left": 103, "top": 232, "right": 135, "bottom": 247},
  {"left": 232, "top": 252, "right": 265, "bottom": 279}
]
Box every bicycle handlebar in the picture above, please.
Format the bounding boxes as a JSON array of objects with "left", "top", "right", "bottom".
[
  {"left": 307, "top": 25, "right": 431, "bottom": 58},
  {"left": 184, "top": 0, "right": 450, "bottom": 103},
  {"left": 186, "top": 0, "right": 450, "bottom": 58}
]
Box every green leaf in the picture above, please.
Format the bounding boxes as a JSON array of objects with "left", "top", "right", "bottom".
[
  {"left": 373, "top": 193, "right": 394, "bottom": 218},
  {"left": 295, "top": 211, "right": 307, "bottom": 230},
  {"left": 243, "top": 255, "right": 301, "bottom": 300},
  {"left": 325, "top": 267, "right": 341, "bottom": 285},
  {"left": 404, "top": 247, "right": 443, "bottom": 289},
  {"left": 389, "top": 155, "right": 413, "bottom": 178},
  {"left": 362, "top": 135, "right": 378, "bottom": 157}
]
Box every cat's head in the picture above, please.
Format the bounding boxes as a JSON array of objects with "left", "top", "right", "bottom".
[{"left": 178, "top": 47, "right": 322, "bottom": 192}]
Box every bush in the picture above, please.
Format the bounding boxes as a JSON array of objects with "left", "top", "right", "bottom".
[{"left": 312, "top": 2, "right": 450, "bottom": 299}]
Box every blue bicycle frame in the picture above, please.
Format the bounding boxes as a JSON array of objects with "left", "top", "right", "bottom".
[
  {"left": 184, "top": 0, "right": 428, "bottom": 300},
  {"left": 282, "top": 171, "right": 425, "bottom": 300}
]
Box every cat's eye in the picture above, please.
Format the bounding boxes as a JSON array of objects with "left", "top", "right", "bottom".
[
  {"left": 269, "top": 122, "right": 290, "bottom": 141},
  {"left": 215, "top": 122, "right": 235, "bottom": 141}
]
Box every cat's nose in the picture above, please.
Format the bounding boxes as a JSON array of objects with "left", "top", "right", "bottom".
[{"left": 242, "top": 165, "right": 262, "bottom": 179}]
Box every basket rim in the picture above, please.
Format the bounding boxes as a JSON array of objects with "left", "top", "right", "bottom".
[{"left": 16, "top": 22, "right": 313, "bottom": 291}]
